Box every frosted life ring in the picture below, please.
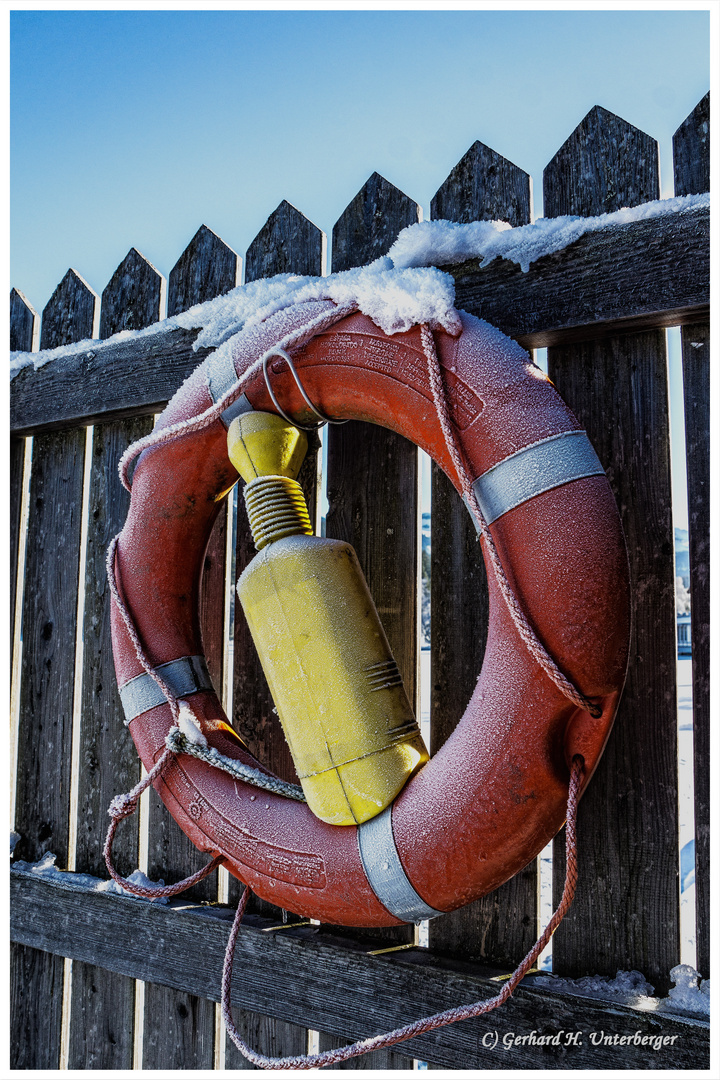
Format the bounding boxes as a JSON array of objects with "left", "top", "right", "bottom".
[{"left": 108, "top": 300, "right": 630, "bottom": 927}]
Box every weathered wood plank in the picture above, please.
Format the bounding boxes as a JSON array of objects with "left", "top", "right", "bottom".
[
  {"left": 11, "top": 871, "right": 710, "bottom": 1071},
  {"left": 673, "top": 93, "right": 709, "bottom": 198},
  {"left": 167, "top": 224, "right": 239, "bottom": 317},
  {"left": 99, "top": 247, "right": 164, "bottom": 338},
  {"left": 142, "top": 983, "right": 215, "bottom": 1069},
  {"left": 325, "top": 174, "right": 420, "bottom": 972},
  {"left": 332, "top": 173, "right": 420, "bottom": 270},
  {"left": 40, "top": 268, "right": 98, "bottom": 349},
  {"left": 545, "top": 108, "right": 678, "bottom": 992},
  {"left": 431, "top": 140, "right": 531, "bottom": 227},
  {"left": 245, "top": 200, "right": 324, "bottom": 282},
  {"left": 543, "top": 105, "right": 659, "bottom": 217},
  {"left": 673, "top": 93, "right": 710, "bottom": 981},
  {"left": 230, "top": 202, "right": 322, "bottom": 1061},
  {"left": 11, "top": 206, "right": 708, "bottom": 438},
  {"left": 68, "top": 417, "right": 154, "bottom": 1069},
  {"left": 67, "top": 960, "right": 136, "bottom": 1070},
  {"left": 10, "top": 436, "right": 25, "bottom": 657},
  {"left": 450, "top": 202, "right": 708, "bottom": 348},
  {"left": 10, "top": 941, "right": 65, "bottom": 1069},
  {"left": 10, "top": 286, "right": 37, "bottom": 352},
  {"left": 681, "top": 322, "right": 710, "bottom": 980},
  {"left": 429, "top": 143, "right": 537, "bottom": 970},
  {"left": 225, "top": 1011, "right": 307, "bottom": 1069},
  {"left": 12, "top": 424, "right": 85, "bottom": 1068}
]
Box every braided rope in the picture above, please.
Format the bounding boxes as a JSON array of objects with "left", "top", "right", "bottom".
[
  {"left": 221, "top": 757, "right": 585, "bottom": 1069},
  {"left": 419, "top": 325, "right": 601, "bottom": 719},
  {"left": 165, "top": 729, "right": 307, "bottom": 803},
  {"left": 118, "top": 301, "right": 358, "bottom": 491}
]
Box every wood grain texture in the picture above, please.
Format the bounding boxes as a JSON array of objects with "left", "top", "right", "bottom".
[
  {"left": 11, "top": 207, "right": 708, "bottom": 437},
  {"left": 546, "top": 109, "right": 678, "bottom": 993},
  {"left": 450, "top": 204, "right": 708, "bottom": 348},
  {"left": 225, "top": 1010, "right": 307, "bottom": 1069},
  {"left": 543, "top": 105, "right": 659, "bottom": 218},
  {"left": 10, "top": 286, "right": 37, "bottom": 352},
  {"left": 429, "top": 144, "right": 537, "bottom": 969},
  {"left": 40, "top": 268, "right": 98, "bottom": 350},
  {"left": 673, "top": 97, "right": 709, "bottom": 978},
  {"left": 673, "top": 93, "right": 709, "bottom": 198},
  {"left": 681, "top": 323, "right": 710, "bottom": 979},
  {"left": 11, "top": 871, "right": 710, "bottom": 1071},
  {"left": 10, "top": 941, "right": 65, "bottom": 1070},
  {"left": 245, "top": 200, "right": 324, "bottom": 282},
  {"left": 167, "top": 224, "right": 239, "bottom": 317},
  {"left": 325, "top": 173, "right": 421, "bottom": 967},
  {"left": 332, "top": 173, "right": 419, "bottom": 271},
  {"left": 10, "top": 436, "right": 25, "bottom": 657},
  {"left": 100, "top": 247, "right": 164, "bottom": 338},
  {"left": 142, "top": 983, "right": 216, "bottom": 1070},
  {"left": 431, "top": 140, "right": 531, "bottom": 227},
  {"left": 67, "top": 960, "right": 136, "bottom": 1069}
]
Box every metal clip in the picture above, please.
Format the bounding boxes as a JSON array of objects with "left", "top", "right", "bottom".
[{"left": 261, "top": 347, "right": 347, "bottom": 431}]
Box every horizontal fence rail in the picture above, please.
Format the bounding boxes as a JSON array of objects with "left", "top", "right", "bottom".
[{"left": 10, "top": 95, "right": 709, "bottom": 1070}]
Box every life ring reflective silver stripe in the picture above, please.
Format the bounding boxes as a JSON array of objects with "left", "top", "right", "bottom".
[
  {"left": 466, "top": 429, "right": 605, "bottom": 528},
  {"left": 357, "top": 806, "right": 444, "bottom": 923},
  {"left": 119, "top": 655, "right": 214, "bottom": 724}
]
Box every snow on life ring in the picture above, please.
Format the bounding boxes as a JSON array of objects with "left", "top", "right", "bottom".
[{"left": 109, "top": 299, "right": 630, "bottom": 928}]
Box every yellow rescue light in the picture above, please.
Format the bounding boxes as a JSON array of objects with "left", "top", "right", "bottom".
[{"left": 228, "top": 411, "right": 429, "bottom": 826}]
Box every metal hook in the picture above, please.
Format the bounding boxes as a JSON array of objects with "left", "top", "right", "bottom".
[{"left": 261, "top": 347, "right": 348, "bottom": 431}]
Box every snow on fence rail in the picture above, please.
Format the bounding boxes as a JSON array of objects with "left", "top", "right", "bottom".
[{"left": 9, "top": 97, "right": 709, "bottom": 1070}]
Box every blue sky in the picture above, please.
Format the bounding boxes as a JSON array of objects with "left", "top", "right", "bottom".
[{"left": 10, "top": 6, "right": 710, "bottom": 311}]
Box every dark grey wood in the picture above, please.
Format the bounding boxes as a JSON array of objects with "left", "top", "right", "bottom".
[
  {"left": 673, "top": 93, "right": 710, "bottom": 198},
  {"left": 318, "top": 1032, "right": 412, "bottom": 1070},
  {"left": 68, "top": 960, "right": 136, "bottom": 1069},
  {"left": 681, "top": 324, "right": 710, "bottom": 979},
  {"left": 11, "top": 206, "right": 708, "bottom": 437},
  {"left": 332, "top": 173, "right": 419, "bottom": 271},
  {"left": 40, "top": 268, "right": 98, "bottom": 349},
  {"left": 69, "top": 417, "right": 153, "bottom": 1070},
  {"left": 546, "top": 109, "right": 678, "bottom": 994},
  {"left": 10, "top": 941, "right": 65, "bottom": 1069},
  {"left": 225, "top": 1010, "right": 307, "bottom": 1069},
  {"left": 450, "top": 203, "right": 708, "bottom": 348},
  {"left": 167, "top": 224, "right": 239, "bottom": 317},
  {"left": 10, "top": 436, "right": 25, "bottom": 658},
  {"left": 431, "top": 141, "right": 531, "bottom": 227},
  {"left": 325, "top": 173, "right": 421, "bottom": 967},
  {"left": 11, "top": 871, "right": 711, "bottom": 1071},
  {"left": 12, "top": 425, "right": 85, "bottom": 1067},
  {"left": 429, "top": 145, "right": 537, "bottom": 970},
  {"left": 100, "top": 248, "right": 164, "bottom": 338},
  {"left": 245, "top": 200, "right": 324, "bottom": 282},
  {"left": 143, "top": 983, "right": 216, "bottom": 1069},
  {"left": 673, "top": 97, "right": 710, "bottom": 979},
  {"left": 10, "top": 286, "right": 37, "bottom": 352},
  {"left": 543, "top": 105, "right": 659, "bottom": 217},
  {"left": 10, "top": 326, "right": 215, "bottom": 436}
]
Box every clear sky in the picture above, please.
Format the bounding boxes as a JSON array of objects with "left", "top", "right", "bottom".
[{"left": 10, "top": 5, "right": 710, "bottom": 312}]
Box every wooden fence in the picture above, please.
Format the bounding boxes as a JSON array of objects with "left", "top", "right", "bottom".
[{"left": 9, "top": 96, "right": 710, "bottom": 1070}]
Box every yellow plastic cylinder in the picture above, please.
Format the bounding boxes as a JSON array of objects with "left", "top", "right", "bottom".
[{"left": 228, "top": 412, "right": 429, "bottom": 826}]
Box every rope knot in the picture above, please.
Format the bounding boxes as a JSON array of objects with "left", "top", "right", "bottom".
[
  {"left": 108, "top": 792, "right": 138, "bottom": 820},
  {"left": 165, "top": 727, "right": 185, "bottom": 754}
]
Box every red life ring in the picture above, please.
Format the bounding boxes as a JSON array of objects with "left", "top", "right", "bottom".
[{"left": 109, "top": 300, "right": 630, "bottom": 927}]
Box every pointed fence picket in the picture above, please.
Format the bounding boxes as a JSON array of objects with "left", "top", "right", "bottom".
[{"left": 9, "top": 95, "right": 710, "bottom": 1070}]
